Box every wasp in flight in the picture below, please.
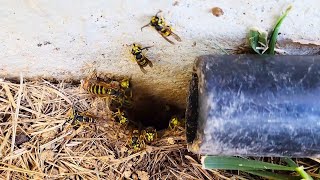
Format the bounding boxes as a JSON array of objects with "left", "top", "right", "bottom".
[
  {"left": 141, "top": 10, "right": 181, "bottom": 44},
  {"left": 141, "top": 127, "right": 157, "bottom": 144},
  {"left": 129, "top": 129, "right": 145, "bottom": 152},
  {"left": 130, "top": 43, "right": 153, "bottom": 74}
]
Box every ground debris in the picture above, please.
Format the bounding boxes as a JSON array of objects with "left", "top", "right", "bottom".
[{"left": 0, "top": 79, "right": 214, "bottom": 179}]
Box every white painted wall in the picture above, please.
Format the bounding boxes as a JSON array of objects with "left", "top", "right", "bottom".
[{"left": 1, "top": 0, "right": 319, "bottom": 107}]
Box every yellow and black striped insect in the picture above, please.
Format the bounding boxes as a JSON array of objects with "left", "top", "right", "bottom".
[
  {"left": 169, "top": 116, "right": 185, "bottom": 130},
  {"left": 110, "top": 93, "right": 133, "bottom": 109},
  {"left": 68, "top": 109, "right": 96, "bottom": 125},
  {"left": 81, "top": 78, "right": 120, "bottom": 97},
  {"left": 157, "top": 25, "right": 181, "bottom": 45},
  {"left": 119, "top": 78, "right": 132, "bottom": 98},
  {"left": 141, "top": 127, "right": 157, "bottom": 144},
  {"left": 112, "top": 108, "right": 129, "bottom": 126},
  {"left": 129, "top": 129, "right": 145, "bottom": 152},
  {"left": 141, "top": 10, "right": 165, "bottom": 31},
  {"left": 120, "top": 78, "right": 130, "bottom": 90},
  {"left": 131, "top": 43, "right": 153, "bottom": 74},
  {"left": 141, "top": 10, "right": 181, "bottom": 44}
]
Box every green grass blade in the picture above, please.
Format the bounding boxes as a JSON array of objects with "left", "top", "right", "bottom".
[
  {"left": 282, "top": 157, "right": 298, "bottom": 167},
  {"left": 295, "top": 167, "right": 314, "bottom": 180},
  {"left": 282, "top": 158, "right": 313, "bottom": 179},
  {"left": 202, "top": 156, "right": 296, "bottom": 171},
  {"left": 267, "top": 5, "right": 292, "bottom": 55},
  {"left": 244, "top": 170, "right": 301, "bottom": 180}
]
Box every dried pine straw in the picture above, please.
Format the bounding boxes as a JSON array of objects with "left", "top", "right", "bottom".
[{"left": 0, "top": 78, "right": 319, "bottom": 180}]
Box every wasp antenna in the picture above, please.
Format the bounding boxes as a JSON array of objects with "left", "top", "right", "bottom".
[
  {"left": 155, "top": 10, "right": 162, "bottom": 16},
  {"left": 141, "top": 23, "right": 151, "bottom": 31}
]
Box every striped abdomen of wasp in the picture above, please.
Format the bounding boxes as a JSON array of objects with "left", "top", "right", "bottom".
[
  {"left": 131, "top": 43, "right": 153, "bottom": 74},
  {"left": 141, "top": 127, "right": 157, "bottom": 144},
  {"left": 69, "top": 109, "right": 96, "bottom": 125},
  {"left": 81, "top": 78, "right": 120, "bottom": 97},
  {"left": 129, "top": 129, "right": 145, "bottom": 152},
  {"left": 112, "top": 108, "right": 129, "bottom": 126},
  {"left": 141, "top": 10, "right": 181, "bottom": 44}
]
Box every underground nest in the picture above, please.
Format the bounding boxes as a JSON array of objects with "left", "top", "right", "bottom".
[{"left": 0, "top": 77, "right": 243, "bottom": 180}]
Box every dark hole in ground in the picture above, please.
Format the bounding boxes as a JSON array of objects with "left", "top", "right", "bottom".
[{"left": 131, "top": 94, "right": 184, "bottom": 130}]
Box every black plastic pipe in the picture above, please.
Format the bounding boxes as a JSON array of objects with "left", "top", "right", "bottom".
[{"left": 186, "top": 55, "right": 320, "bottom": 157}]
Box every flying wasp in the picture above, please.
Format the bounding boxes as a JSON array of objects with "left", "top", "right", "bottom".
[
  {"left": 129, "top": 129, "right": 145, "bottom": 152},
  {"left": 81, "top": 78, "right": 120, "bottom": 97},
  {"left": 141, "top": 10, "right": 181, "bottom": 44},
  {"left": 141, "top": 127, "right": 157, "bottom": 144},
  {"left": 130, "top": 43, "right": 153, "bottom": 74}
]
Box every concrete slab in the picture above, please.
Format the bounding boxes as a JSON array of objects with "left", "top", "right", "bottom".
[{"left": 1, "top": 0, "right": 319, "bottom": 107}]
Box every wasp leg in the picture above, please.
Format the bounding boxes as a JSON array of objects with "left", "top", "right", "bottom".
[
  {"left": 157, "top": 31, "right": 175, "bottom": 44},
  {"left": 62, "top": 112, "right": 73, "bottom": 128},
  {"left": 141, "top": 23, "right": 151, "bottom": 31},
  {"left": 148, "top": 60, "right": 153, "bottom": 68},
  {"left": 171, "top": 32, "right": 182, "bottom": 42},
  {"left": 139, "top": 66, "right": 148, "bottom": 74}
]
